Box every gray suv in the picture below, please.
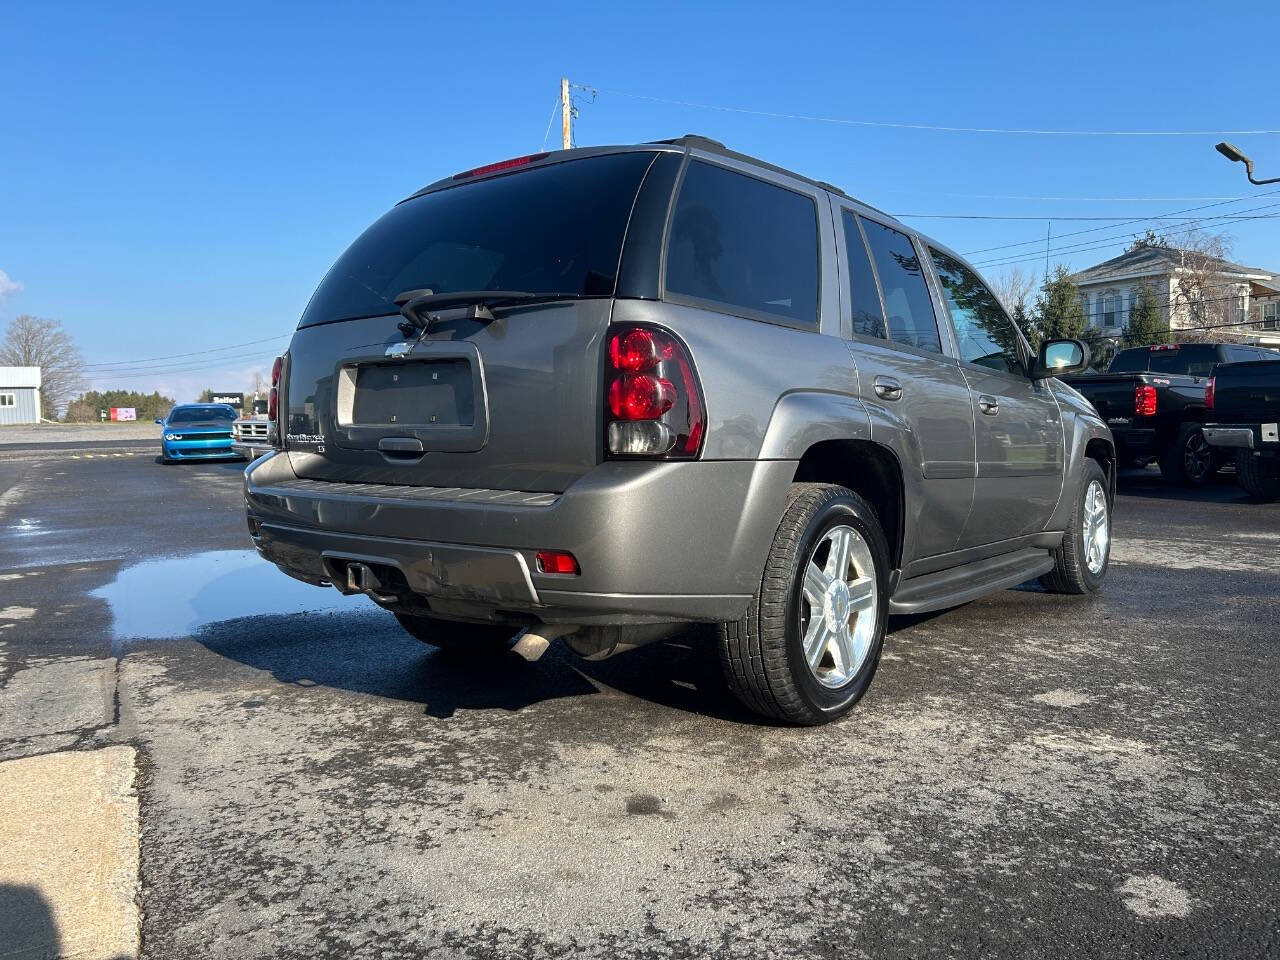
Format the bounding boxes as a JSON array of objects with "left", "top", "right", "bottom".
[{"left": 245, "top": 136, "right": 1114, "bottom": 725}]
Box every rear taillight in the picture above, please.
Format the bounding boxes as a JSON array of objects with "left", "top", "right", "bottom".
[
  {"left": 268, "top": 355, "right": 283, "bottom": 445},
  {"left": 604, "top": 324, "right": 705, "bottom": 459},
  {"left": 1135, "top": 383, "right": 1158, "bottom": 417},
  {"left": 1205, "top": 376, "right": 1215, "bottom": 410}
]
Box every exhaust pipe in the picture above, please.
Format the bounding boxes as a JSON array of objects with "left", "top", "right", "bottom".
[{"left": 511, "top": 624, "right": 579, "bottom": 662}]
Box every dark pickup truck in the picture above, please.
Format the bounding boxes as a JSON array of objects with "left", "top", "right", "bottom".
[
  {"left": 1065, "top": 342, "right": 1277, "bottom": 485},
  {"left": 1205, "top": 359, "right": 1280, "bottom": 499}
]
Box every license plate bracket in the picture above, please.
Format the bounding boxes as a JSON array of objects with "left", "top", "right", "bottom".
[{"left": 331, "top": 341, "right": 489, "bottom": 454}]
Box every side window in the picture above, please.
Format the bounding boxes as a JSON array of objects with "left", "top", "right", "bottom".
[
  {"left": 929, "top": 248, "right": 1026, "bottom": 376},
  {"left": 664, "top": 160, "right": 819, "bottom": 326},
  {"left": 840, "top": 211, "right": 887, "bottom": 339},
  {"left": 859, "top": 219, "right": 942, "bottom": 354}
]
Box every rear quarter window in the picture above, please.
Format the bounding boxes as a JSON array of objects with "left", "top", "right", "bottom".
[{"left": 663, "top": 160, "right": 819, "bottom": 327}]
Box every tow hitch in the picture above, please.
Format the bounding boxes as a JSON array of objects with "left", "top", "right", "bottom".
[{"left": 325, "top": 558, "right": 401, "bottom": 604}]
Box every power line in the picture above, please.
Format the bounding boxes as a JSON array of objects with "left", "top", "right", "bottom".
[
  {"left": 900, "top": 213, "right": 1280, "bottom": 221},
  {"left": 539, "top": 94, "right": 562, "bottom": 152},
  {"left": 82, "top": 333, "right": 290, "bottom": 368},
  {"left": 956, "top": 188, "right": 1280, "bottom": 257},
  {"left": 86, "top": 348, "right": 282, "bottom": 377},
  {"left": 897, "top": 193, "right": 1249, "bottom": 202},
  {"left": 584, "top": 83, "right": 1280, "bottom": 137},
  {"left": 972, "top": 203, "right": 1280, "bottom": 269}
]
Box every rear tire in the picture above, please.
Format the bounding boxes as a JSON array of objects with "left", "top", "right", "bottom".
[
  {"left": 1040, "top": 460, "right": 1110, "bottom": 594},
  {"left": 717, "top": 483, "right": 889, "bottom": 726},
  {"left": 1236, "top": 451, "right": 1280, "bottom": 500},
  {"left": 1159, "top": 423, "right": 1212, "bottom": 487},
  {"left": 393, "top": 613, "right": 515, "bottom": 655}
]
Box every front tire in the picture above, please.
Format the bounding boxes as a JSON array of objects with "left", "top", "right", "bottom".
[
  {"left": 718, "top": 483, "right": 889, "bottom": 726},
  {"left": 1236, "top": 451, "right": 1280, "bottom": 500},
  {"left": 1040, "top": 460, "right": 1110, "bottom": 594},
  {"left": 1159, "top": 423, "right": 1212, "bottom": 486},
  {"left": 393, "top": 613, "right": 515, "bottom": 656}
]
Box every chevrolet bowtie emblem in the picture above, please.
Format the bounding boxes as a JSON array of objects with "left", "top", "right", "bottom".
[{"left": 385, "top": 341, "right": 414, "bottom": 359}]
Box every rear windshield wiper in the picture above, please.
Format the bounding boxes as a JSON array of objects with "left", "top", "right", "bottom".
[{"left": 393, "top": 289, "right": 575, "bottom": 336}]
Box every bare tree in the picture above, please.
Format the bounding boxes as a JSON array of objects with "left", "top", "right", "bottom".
[
  {"left": 1135, "top": 227, "right": 1241, "bottom": 334},
  {"left": 990, "top": 266, "right": 1039, "bottom": 318},
  {"left": 0, "top": 315, "right": 85, "bottom": 419}
]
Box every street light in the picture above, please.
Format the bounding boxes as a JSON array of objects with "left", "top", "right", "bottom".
[{"left": 1215, "top": 141, "right": 1280, "bottom": 185}]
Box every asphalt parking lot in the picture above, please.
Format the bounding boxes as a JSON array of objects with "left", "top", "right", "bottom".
[{"left": 1, "top": 445, "right": 1278, "bottom": 959}]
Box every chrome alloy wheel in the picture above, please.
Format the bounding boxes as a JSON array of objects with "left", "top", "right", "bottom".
[
  {"left": 1082, "top": 479, "right": 1110, "bottom": 575},
  {"left": 799, "top": 524, "right": 878, "bottom": 689}
]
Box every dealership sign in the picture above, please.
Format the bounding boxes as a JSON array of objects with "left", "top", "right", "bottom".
[
  {"left": 211, "top": 392, "right": 244, "bottom": 408},
  {"left": 110, "top": 407, "right": 137, "bottom": 421}
]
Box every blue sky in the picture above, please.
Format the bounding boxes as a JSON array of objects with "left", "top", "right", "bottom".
[{"left": 2, "top": 0, "right": 1278, "bottom": 401}]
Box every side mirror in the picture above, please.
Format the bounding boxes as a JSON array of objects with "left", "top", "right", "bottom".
[
  {"left": 154, "top": 418, "right": 164, "bottom": 424},
  {"left": 1033, "top": 338, "right": 1090, "bottom": 378}
]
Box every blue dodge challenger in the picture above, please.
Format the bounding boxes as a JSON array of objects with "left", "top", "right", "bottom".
[{"left": 156, "top": 403, "right": 238, "bottom": 463}]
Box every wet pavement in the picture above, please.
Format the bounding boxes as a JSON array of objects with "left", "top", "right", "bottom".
[{"left": 1, "top": 454, "right": 1278, "bottom": 958}]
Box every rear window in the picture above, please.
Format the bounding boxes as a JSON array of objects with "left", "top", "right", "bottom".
[
  {"left": 1149, "top": 345, "right": 1218, "bottom": 376},
  {"left": 664, "top": 160, "right": 819, "bottom": 327},
  {"left": 299, "top": 152, "right": 655, "bottom": 327},
  {"left": 1107, "top": 348, "right": 1149, "bottom": 373}
]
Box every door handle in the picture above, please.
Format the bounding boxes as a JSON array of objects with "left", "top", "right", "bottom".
[
  {"left": 873, "top": 376, "right": 903, "bottom": 401},
  {"left": 978, "top": 395, "right": 1000, "bottom": 415}
]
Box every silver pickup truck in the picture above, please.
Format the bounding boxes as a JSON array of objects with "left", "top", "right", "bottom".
[{"left": 244, "top": 136, "right": 1114, "bottom": 724}]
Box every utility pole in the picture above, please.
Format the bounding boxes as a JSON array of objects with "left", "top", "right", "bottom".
[{"left": 560, "top": 77, "right": 572, "bottom": 150}]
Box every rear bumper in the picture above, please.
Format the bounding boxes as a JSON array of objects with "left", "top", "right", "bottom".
[
  {"left": 1203, "top": 426, "right": 1255, "bottom": 450},
  {"left": 244, "top": 452, "right": 795, "bottom": 625},
  {"left": 1205, "top": 422, "right": 1279, "bottom": 455}
]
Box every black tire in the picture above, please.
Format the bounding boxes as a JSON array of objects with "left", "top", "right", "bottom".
[
  {"left": 393, "top": 613, "right": 515, "bottom": 655},
  {"left": 1040, "top": 459, "right": 1110, "bottom": 594},
  {"left": 1159, "top": 423, "right": 1213, "bottom": 487},
  {"left": 1236, "top": 451, "right": 1280, "bottom": 500},
  {"left": 717, "top": 483, "right": 890, "bottom": 726}
]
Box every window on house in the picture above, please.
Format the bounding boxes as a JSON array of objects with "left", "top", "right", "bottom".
[
  {"left": 1264, "top": 302, "right": 1280, "bottom": 329},
  {"left": 1103, "top": 294, "right": 1117, "bottom": 328},
  {"left": 0, "top": 393, "right": 15, "bottom": 407}
]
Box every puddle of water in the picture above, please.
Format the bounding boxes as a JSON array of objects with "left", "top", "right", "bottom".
[{"left": 93, "top": 549, "right": 364, "bottom": 640}]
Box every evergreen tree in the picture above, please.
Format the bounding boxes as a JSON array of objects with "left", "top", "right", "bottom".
[
  {"left": 1125, "top": 283, "right": 1170, "bottom": 347},
  {"left": 1032, "top": 265, "right": 1087, "bottom": 346}
]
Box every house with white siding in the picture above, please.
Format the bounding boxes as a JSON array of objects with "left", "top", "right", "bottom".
[
  {"left": 0, "top": 367, "right": 42, "bottom": 424},
  {"left": 1070, "top": 246, "right": 1280, "bottom": 347}
]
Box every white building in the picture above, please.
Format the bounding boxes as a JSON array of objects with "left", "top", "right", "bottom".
[
  {"left": 1070, "top": 246, "right": 1280, "bottom": 347},
  {"left": 0, "top": 367, "right": 42, "bottom": 424}
]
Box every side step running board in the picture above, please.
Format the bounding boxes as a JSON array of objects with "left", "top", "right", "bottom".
[{"left": 888, "top": 547, "right": 1055, "bottom": 616}]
